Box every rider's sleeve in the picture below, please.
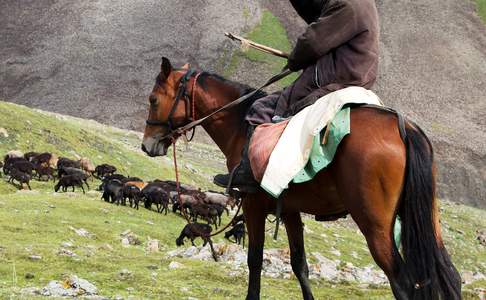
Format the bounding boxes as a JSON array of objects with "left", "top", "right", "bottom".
[{"left": 287, "top": 1, "right": 360, "bottom": 71}]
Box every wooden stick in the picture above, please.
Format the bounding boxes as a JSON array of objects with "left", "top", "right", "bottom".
[{"left": 225, "top": 32, "right": 289, "bottom": 59}]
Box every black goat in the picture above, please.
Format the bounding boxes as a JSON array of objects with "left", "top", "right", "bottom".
[
  {"left": 207, "top": 203, "right": 229, "bottom": 227},
  {"left": 122, "top": 184, "right": 141, "bottom": 209},
  {"left": 98, "top": 174, "right": 127, "bottom": 191},
  {"left": 24, "top": 152, "right": 40, "bottom": 162},
  {"left": 8, "top": 168, "right": 32, "bottom": 190},
  {"left": 231, "top": 214, "right": 245, "bottom": 226},
  {"left": 35, "top": 164, "right": 55, "bottom": 181},
  {"left": 54, "top": 174, "right": 85, "bottom": 194},
  {"left": 94, "top": 164, "right": 117, "bottom": 178},
  {"left": 144, "top": 187, "right": 169, "bottom": 214},
  {"left": 101, "top": 179, "right": 124, "bottom": 205},
  {"left": 58, "top": 167, "right": 89, "bottom": 189},
  {"left": 175, "top": 223, "right": 217, "bottom": 261},
  {"left": 224, "top": 223, "right": 246, "bottom": 247},
  {"left": 190, "top": 203, "right": 219, "bottom": 228},
  {"left": 3, "top": 158, "right": 33, "bottom": 176},
  {"left": 57, "top": 157, "right": 81, "bottom": 170}
]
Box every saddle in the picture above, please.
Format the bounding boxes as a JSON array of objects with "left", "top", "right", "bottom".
[{"left": 248, "top": 87, "right": 383, "bottom": 198}]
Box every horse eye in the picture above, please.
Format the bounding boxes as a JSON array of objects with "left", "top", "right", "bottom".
[{"left": 149, "top": 95, "right": 158, "bottom": 105}]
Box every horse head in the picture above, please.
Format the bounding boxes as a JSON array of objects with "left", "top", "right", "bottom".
[{"left": 142, "top": 57, "right": 194, "bottom": 157}]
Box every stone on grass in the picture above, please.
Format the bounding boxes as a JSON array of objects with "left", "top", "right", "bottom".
[
  {"left": 120, "top": 230, "right": 141, "bottom": 246},
  {"left": 29, "top": 255, "right": 42, "bottom": 261},
  {"left": 69, "top": 226, "right": 95, "bottom": 239},
  {"left": 146, "top": 238, "right": 160, "bottom": 253},
  {"left": 477, "top": 229, "right": 486, "bottom": 246},
  {"left": 168, "top": 261, "right": 183, "bottom": 270},
  {"left": 39, "top": 275, "right": 98, "bottom": 297},
  {"left": 118, "top": 269, "right": 133, "bottom": 280},
  {"left": 0, "top": 127, "right": 9, "bottom": 138},
  {"left": 57, "top": 248, "right": 78, "bottom": 257}
]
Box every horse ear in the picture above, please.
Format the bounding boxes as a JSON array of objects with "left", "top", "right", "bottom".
[{"left": 161, "top": 57, "right": 172, "bottom": 79}]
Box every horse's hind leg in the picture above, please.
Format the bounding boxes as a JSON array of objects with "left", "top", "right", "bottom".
[
  {"left": 283, "top": 212, "right": 314, "bottom": 300},
  {"left": 332, "top": 144, "right": 409, "bottom": 299}
]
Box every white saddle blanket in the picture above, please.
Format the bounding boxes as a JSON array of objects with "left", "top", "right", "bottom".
[{"left": 261, "top": 87, "right": 383, "bottom": 197}]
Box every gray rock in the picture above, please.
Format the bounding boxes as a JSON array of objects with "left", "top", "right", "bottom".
[
  {"left": 44, "top": 277, "right": 90, "bottom": 296},
  {"left": 120, "top": 230, "right": 141, "bottom": 246},
  {"left": 477, "top": 229, "right": 486, "bottom": 246},
  {"left": 145, "top": 239, "right": 160, "bottom": 253},
  {"left": 70, "top": 226, "right": 95, "bottom": 239},
  {"left": 57, "top": 248, "right": 77, "bottom": 257},
  {"left": 118, "top": 269, "right": 133, "bottom": 280},
  {"left": 168, "top": 261, "right": 183, "bottom": 270},
  {"left": 20, "top": 287, "right": 41, "bottom": 295},
  {"left": 0, "top": 127, "right": 8, "bottom": 138}
]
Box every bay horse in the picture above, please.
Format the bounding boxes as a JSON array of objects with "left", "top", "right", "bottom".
[{"left": 141, "top": 57, "right": 461, "bottom": 300}]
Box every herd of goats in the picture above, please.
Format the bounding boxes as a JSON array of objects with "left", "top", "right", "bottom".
[{"left": 1, "top": 150, "right": 246, "bottom": 250}]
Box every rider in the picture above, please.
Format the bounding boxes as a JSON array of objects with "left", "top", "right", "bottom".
[{"left": 214, "top": 0, "right": 379, "bottom": 192}]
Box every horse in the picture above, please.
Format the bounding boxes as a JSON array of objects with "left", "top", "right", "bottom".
[{"left": 141, "top": 57, "right": 461, "bottom": 300}]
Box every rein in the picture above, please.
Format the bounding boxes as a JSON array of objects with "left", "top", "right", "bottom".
[
  {"left": 149, "top": 68, "right": 292, "bottom": 258},
  {"left": 149, "top": 68, "right": 293, "bottom": 141}
]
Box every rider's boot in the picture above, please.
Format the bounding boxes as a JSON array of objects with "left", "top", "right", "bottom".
[{"left": 213, "top": 125, "right": 259, "bottom": 193}]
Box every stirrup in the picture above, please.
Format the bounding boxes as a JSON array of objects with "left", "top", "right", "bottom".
[
  {"left": 225, "top": 165, "right": 240, "bottom": 194},
  {"left": 221, "top": 163, "right": 259, "bottom": 194}
]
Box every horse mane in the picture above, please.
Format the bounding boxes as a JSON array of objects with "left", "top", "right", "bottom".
[{"left": 197, "top": 72, "right": 268, "bottom": 118}]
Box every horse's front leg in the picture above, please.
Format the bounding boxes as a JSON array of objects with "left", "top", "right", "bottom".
[
  {"left": 243, "top": 196, "right": 267, "bottom": 300},
  {"left": 283, "top": 212, "right": 314, "bottom": 300}
]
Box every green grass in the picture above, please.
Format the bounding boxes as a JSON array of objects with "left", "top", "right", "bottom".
[
  {"left": 476, "top": 0, "right": 486, "bottom": 23},
  {"left": 0, "top": 193, "right": 394, "bottom": 299},
  {"left": 225, "top": 10, "right": 299, "bottom": 87},
  {"left": 0, "top": 192, "right": 484, "bottom": 299}
]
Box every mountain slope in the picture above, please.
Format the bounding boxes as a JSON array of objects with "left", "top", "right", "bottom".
[{"left": 0, "top": 0, "right": 485, "bottom": 207}]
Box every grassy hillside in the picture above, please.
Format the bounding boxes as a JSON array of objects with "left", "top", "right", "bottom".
[
  {"left": 0, "top": 101, "right": 485, "bottom": 299},
  {"left": 477, "top": 0, "right": 486, "bottom": 23},
  {"left": 0, "top": 101, "right": 225, "bottom": 194},
  {"left": 224, "top": 10, "right": 299, "bottom": 87}
]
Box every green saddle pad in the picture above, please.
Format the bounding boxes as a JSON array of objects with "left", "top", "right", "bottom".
[{"left": 292, "top": 107, "right": 351, "bottom": 183}]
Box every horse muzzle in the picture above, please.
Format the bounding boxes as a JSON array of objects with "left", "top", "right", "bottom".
[{"left": 141, "top": 137, "right": 170, "bottom": 157}]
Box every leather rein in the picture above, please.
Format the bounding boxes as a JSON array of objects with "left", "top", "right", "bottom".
[{"left": 145, "top": 68, "right": 293, "bottom": 142}]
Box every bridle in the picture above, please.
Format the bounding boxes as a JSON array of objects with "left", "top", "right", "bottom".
[
  {"left": 145, "top": 68, "right": 293, "bottom": 144},
  {"left": 145, "top": 68, "right": 201, "bottom": 142}
]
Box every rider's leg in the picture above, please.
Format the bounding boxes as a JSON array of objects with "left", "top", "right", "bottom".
[
  {"left": 213, "top": 125, "right": 258, "bottom": 192},
  {"left": 213, "top": 92, "right": 281, "bottom": 193}
]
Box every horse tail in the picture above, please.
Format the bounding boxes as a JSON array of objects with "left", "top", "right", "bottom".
[{"left": 393, "top": 122, "right": 461, "bottom": 299}]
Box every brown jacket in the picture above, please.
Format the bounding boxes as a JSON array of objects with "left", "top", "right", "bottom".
[{"left": 275, "top": 0, "right": 379, "bottom": 116}]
